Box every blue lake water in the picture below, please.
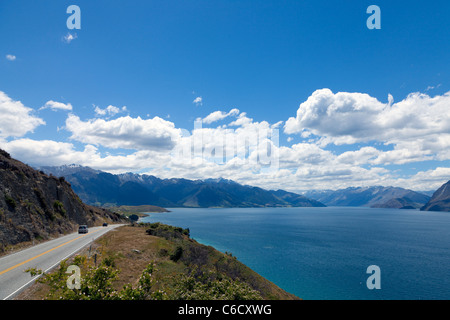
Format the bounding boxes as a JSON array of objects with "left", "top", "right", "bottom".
[{"left": 140, "top": 207, "right": 450, "bottom": 300}]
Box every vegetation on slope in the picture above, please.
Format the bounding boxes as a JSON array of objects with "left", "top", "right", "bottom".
[
  {"left": 0, "top": 149, "right": 126, "bottom": 254},
  {"left": 20, "top": 224, "right": 298, "bottom": 300}
]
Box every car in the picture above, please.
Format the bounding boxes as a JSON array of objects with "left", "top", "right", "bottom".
[
  {"left": 102, "top": 222, "right": 108, "bottom": 227},
  {"left": 78, "top": 225, "right": 88, "bottom": 234}
]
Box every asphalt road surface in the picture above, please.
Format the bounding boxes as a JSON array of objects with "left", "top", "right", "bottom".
[{"left": 0, "top": 224, "right": 124, "bottom": 300}]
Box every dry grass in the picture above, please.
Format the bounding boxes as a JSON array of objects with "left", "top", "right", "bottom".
[{"left": 16, "top": 224, "right": 299, "bottom": 300}]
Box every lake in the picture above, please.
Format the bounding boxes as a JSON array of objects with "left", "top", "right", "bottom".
[{"left": 140, "top": 207, "right": 450, "bottom": 300}]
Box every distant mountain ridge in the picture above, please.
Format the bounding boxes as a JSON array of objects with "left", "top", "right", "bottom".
[
  {"left": 421, "top": 180, "right": 450, "bottom": 212},
  {"left": 303, "top": 186, "right": 430, "bottom": 209},
  {"left": 38, "top": 165, "right": 325, "bottom": 208}
]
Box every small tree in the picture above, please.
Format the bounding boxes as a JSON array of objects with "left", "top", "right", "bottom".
[{"left": 129, "top": 214, "right": 139, "bottom": 223}]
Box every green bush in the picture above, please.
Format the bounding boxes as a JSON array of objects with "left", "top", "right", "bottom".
[
  {"left": 129, "top": 214, "right": 139, "bottom": 222},
  {"left": 53, "top": 200, "right": 66, "bottom": 216},
  {"left": 169, "top": 269, "right": 262, "bottom": 300},
  {"left": 4, "top": 194, "right": 16, "bottom": 209},
  {"left": 170, "top": 246, "right": 183, "bottom": 262},
  {"left": 145, "top": 222, "right": 190, "bottom": 240},
  {"left": 27, "top": 259, "right": 165, "bottom": 300}
]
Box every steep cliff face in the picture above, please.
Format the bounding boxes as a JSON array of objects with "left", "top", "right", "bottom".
[
  {"left": 0, "top": 149, "right": 124, "bottom": 249},
  {"left": 421, "top": 180, "right": 450, "bottom": 212}
]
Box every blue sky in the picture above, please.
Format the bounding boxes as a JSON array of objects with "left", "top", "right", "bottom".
[{"left": 0, "top": 0, "right": 449, "bottom": 192}]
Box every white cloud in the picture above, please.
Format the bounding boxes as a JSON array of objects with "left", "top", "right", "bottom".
[
  {"left": 0, "top": 91, "right": 45, "bottom": 138},
  {"left": 40, "top": 100, "right": 73, "bottom": 111},
  {"left": 0, "top": 138, "right": 169, "bottom": 173},
  {"left": 65, "top": 114, "right": 182, "bottom": 151},
  {"left": 284, "top": 88, "right": 386, "bottom": 142},
  {"left": 425, "top": 84, "right": 441, "bottom": 92},
  {"left": 94, "top": 105, "right": 127, "bottom": 117},
  {"left": 285, "top": 89, "right": 450, "bottom": 144},
  {"left": 285, "top": 89, "right": 450, "bottom": 165},
  {"left": 1, "top": 139, "right": 97, "bottom": 166},
  {"left": 388, "top": 93, "right": 394, "bottom": 106},
  {"left": 200, "top": 108, "right": 240, "bottom": 124},
  {"left": 63, "top": 32, "right": 77, "bottom": 43},
  {"left": 336, "top": 147, "right": 381, "bottom": 166},
  {"left": 389, "top": 167, "right": 450, "bottom": 191},
  {"left": 228, "top": 112, "right": 253, "bottom": 127},
  {"left": 6, "top": 54, "right": 16, "bottom": 61},
  {"left": 193, "top": 96, "right": 202, "bottom": 106},
  {"left": 2, "top": 88, "right": 449, "bottom": 193}
]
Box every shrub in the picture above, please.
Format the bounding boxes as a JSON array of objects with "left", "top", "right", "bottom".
[
  {"left": 169, "top": 270, "right": 262, "bottom": 300},
  {"left": 129, "top": 214, "right": 139, "bottom": 223},
  {"left": 170, "top": 246, "right": 184, "bottom": 262},
  {"left": 145, "top": 222, "right": 190, "bottom": 240},
  {"left": 27, "top": 259, "right": 166, "bottom": 300},
  {"left": 53, "top": 200, "right": 66, "bottom": 216},
  {"left": 4, "top": 194, "right": 16, "bottom": 209}
]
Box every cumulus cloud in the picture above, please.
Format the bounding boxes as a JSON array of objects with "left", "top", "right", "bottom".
[
  {"left": 0, "top": 138, "right": 170, "bottom": 173},
  {"left": 1, "top": 138, "right": 98, "bottom": 166},
  {"left": 389, "top": 167, "right": 450, "bottom": 192},
  {"left": 40, "top": 100, "right": 73, "bottom": 111},
  {"left": 336, "top": 147, "right": 381, "bottom": 166},
  {"left": 6, "top": 54, "right": 16, "bottom": 61},
  {"left": 285, "top": 89, "right": 450, "bottom": 144},
  {"left": 94, "top": 105, "right": 127, "bottom": 117},
  {"left": 171, "top": 113, "right": 280, "bottom": 176},
  {"left": 200, "top": 108, "right": 240, "bottom": 124},
  {"left": 284, "top": 89, "right": 450, "bottom": 165},
  {"left": 0, "top": 91, "right": 45, "bottom": 138},
  {"left": 2, "top": 88, "right": 449, "bottom": 192},
  {"left": 193, "top": 96, "right": 202, "bottom": 106},
  {"left": 228, "top": 112, "right": 253, "bottom": 127},
  {"left": 65, "top": 114, "right": 182, "bottom": 151},
  {"left": 284, "top": 88, "right": 387, "bottom": 142}
]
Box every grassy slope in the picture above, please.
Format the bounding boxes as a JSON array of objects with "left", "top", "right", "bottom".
[{"left": 17, "top": 224, "right": 299, "bottom": 300}]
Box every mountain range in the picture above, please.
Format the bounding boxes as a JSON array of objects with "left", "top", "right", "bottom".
[
  {"left": 38, "top": 165, "right": 325, "bottom": 208},
  {"left": 36, "top": 164, "right": 450, "bottom": 212},
  {"left": 303, "top": 186, "right": 431, "bottom": 209}
]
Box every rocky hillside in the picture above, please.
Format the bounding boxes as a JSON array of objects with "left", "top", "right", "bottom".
[
  {"left": 421, "top": 180, "right": 450, "bottom": 212},
  {"left": 0, "top": 149, "right": 125, "bottom": 250}
]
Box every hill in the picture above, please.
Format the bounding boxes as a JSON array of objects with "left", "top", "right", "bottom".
[
  {"left": 421, "top": 180, "right": 450, "bottom": 212},
  {"left": 303, "top": 186, "right": 430, "bottom": 208},
  {"left": 39, "top": 165, "right": 325, "bottom": 208},
  {"left": 0, "top": 149, "right": 125, "bottom": 250},
  {"left": 371, "top": 197, "right": 423, "bottom": 209},
  {"left": 17, "top": 224, "right": 299, "bottom": 300}
]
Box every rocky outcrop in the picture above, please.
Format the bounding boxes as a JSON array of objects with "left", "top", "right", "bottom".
[
  {"left": 421, "top": 180, "right": 450, "bottom": 212},
  {"left": 0, "top": 149, "right": 125, "bottom": 249}
]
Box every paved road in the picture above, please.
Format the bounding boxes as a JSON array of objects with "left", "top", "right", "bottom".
[{"left": 0, "top": 224, "right": 124, "bottom": 300}]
